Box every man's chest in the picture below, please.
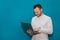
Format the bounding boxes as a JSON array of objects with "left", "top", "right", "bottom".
[{"left": 33, "top": 17, "right": 48, "bottom": 28}]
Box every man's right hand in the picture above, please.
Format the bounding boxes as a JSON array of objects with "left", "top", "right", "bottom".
[{"left": 27, "top": 29, "right": 33, "bottom": 36}]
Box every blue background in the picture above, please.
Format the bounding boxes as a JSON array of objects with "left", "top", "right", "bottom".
[{"left": 0, "top": 0, "right": 60, "bottom": 40}]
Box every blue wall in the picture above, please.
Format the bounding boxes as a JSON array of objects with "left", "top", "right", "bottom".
[{"left": 0, "top": 0, "right": 60, "bottom": 40}]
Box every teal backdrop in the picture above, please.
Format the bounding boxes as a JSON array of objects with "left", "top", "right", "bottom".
[{"left": 0, "top": 0, "right": 60, "bottom": 40}]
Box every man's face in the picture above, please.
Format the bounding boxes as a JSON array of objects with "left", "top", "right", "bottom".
[{"left": 34, "top": 7, "right": 42, "bottom": 17}]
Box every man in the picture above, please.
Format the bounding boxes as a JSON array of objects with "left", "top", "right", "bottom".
[{"left": 27, "top": 4, "right": 53, "bottom": 40}]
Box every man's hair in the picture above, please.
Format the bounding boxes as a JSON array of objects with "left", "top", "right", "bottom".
[{"left": 34, "top": 4, "right": 42, "bottom": 9}]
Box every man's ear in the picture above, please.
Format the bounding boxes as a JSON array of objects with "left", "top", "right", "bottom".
[{"left": 41, "top": 9, "right": 42, "bottom": 12}]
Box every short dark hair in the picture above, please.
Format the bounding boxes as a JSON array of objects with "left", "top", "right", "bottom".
[{"left": 34, "top": 4, "right": 42, "bottom": 9}]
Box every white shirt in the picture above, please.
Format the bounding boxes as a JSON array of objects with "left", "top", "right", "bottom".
[{"left": 31, "top": 14, "right": 53, "bottom": 40}]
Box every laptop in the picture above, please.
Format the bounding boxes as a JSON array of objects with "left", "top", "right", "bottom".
[{"left": 21, "top": 22, "right": 40, "bottom": 36}]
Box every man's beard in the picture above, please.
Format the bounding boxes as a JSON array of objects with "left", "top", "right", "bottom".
[{"left": 36, "top": 12, "right": 42, "bottom": 17}]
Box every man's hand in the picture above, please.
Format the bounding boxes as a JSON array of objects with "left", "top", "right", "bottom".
[{"left": 27, "top": 29, "right": 33, "bottom": 36}]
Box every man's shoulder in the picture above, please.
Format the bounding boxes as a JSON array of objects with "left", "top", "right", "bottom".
[
  {"left": 32, "top": 16, "right": 37, "bottom": 20},
  {"left": 44, "top": 14, "right": 51, "bottom": 20}
]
